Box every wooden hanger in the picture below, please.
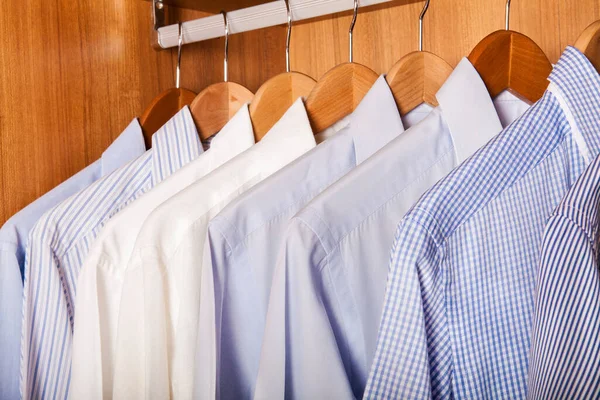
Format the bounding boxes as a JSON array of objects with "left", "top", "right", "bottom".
[
  {"left": 249, "top": 0, "right": 316, "bottom": 141},
  {"left": 189, "top": 11, "right": 254, "bottom": 141},
  {"left": 386, "top": 0, "right": 453, "bottom": 115},
  {"left": 574, "top": 20, "right": 600, "bottom": 74},
  {"left": 467, "top": 0, "right": 552, "bottom": 104},
  {"left": 140, "top": 23, "right": 197, "bottom": 149},
  {"left": 304, "top": 0, "right": 378, "bottom": 133}
]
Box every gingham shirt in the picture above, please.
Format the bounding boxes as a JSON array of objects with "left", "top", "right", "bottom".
[
  {"left": 20, "top": 107, "right": 203, "bottom": 400},
  {"left": 527, "top": 152, "right": 600, "bottom": 399},
  {"left": 365, "top": 46, "right": 600, "bottom": 400}
]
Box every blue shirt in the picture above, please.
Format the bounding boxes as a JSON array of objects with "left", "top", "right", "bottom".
[
  {"left": 254, "top": 58, "right": 529, "bottom": 400},
  {"left": 19, "top": 107, "right": 202, "bottom": 400},
  {"left": 0, "top": 119, "right": 144, "bottom": 400},
  {"left": 366, "top": 46, "right": 600, "bottom": 400},
  {"left": 527, "top": 153, "right": 600, "bottom": 399},
  {"left": 200, "top": 76, "right": 405, "bottom": 399}
]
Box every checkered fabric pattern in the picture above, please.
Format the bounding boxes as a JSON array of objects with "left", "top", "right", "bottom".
[{"left": 365, "top": 46, "right": 600, "bottom": 400}]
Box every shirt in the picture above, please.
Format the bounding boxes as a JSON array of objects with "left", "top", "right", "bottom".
[
  {"left": 198, "top": 76, "right": 406, "bottom": 400},
  {"left": 527, "top": 153, "right": 600, "bottom": 399},
  {"left": 68, "top": 105, "right": 255, "bottom": 400},
  {"left": 0, "top": 119, "right": 144, "bottom": 400},
  {"left": 366, "top": 46, "right": 600, "bottom": 400},
  {"left": 253, "top": 58, "right": 527, "bottom": 400},
  {"left": 110, "top": 98, "right": 316, "bottom": 400},
  {"left": 20, "top": 106, "right": 203, "bottom": 400}
]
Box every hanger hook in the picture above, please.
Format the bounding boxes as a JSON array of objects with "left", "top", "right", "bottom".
[
  {"left": 176, "top": 22, "right": 183, "bottom": 89},
  {"left": 419, "top": 0, "right": 430, "bottom": 52},
  {"left": 222, "top": 10, "right": 229, "bottom": 82},
  {"left": 284, "top": 0, "right": 292, "bottom": 73},
  {"left": 349, "top": 0, "right": 358, "bottom": 63},
  {"left": 505, "top": 0, "right": 511, "bottom": 30}
]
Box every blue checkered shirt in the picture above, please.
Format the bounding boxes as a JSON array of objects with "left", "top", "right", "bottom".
[
  {"left": 527, "top": 152, "right": 600, "bottom": 399},
  {"left": 365, "top": 46, "right": 600, "bottom": 399},
  {"left": 19, "top": 107, "right": 203, "bottom": 400}
]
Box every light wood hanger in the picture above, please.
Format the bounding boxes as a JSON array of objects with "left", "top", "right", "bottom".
[
  {"left": 386, "top": 0, "right": 453, "bottom": 115},
  {"left": 304, "top": 0, "right": 378, "bottom": 133},
  {"left": 467, "top": 0, "right": 552, "bottom": 104},
  {"left": 574, "top": 20, "right": 600, "bottom": 74},
  {"left": 249, "top": 0, "right": 316, "bottom": 141},
  {"left": 140, "top": 23, "right": 196, "bottom": 149},
  {"left": 189, "top": 11, "right": 254, "bottom": 141}
]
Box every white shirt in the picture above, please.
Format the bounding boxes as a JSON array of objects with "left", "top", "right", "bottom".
[
  {"left": 254, "top": 58, "right": 530, "bottom": 399},
  {"left": 68, "top": 105, "right": 255, "bottom": 399},
  {"left": 110, "top": 98, "right": 316, "bottom": 399}
]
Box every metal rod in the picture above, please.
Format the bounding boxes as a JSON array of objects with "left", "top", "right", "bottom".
[
  {"left": 176, "top": 22, "right": 183, "bottom": 88},
  {"left": 222, "top": 11, "right": 229, "bottom": 82},
  {"left": 285, "top": 0, "right": 292, "bottom": 72},
  {"left": 419, "top": 0, "right": 430, "bottom": 51},
  {"left": 156, "top": 0, "right": 394, "bottom": 50},
  {"left": 349, "top": 0, "right": 358, "bottom": 63},
  {"left": 505, "top": 0, "right": 511, "bottom": 30}
]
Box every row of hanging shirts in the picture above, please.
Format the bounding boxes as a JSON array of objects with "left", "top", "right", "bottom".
[{"left": 1, "top": 0, "right": 600, "bottom": 399}]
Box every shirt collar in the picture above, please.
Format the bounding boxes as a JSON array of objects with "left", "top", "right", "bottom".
[
  {"left": 436, "top": 57, "right": 504, "bottom": 163},
  {"left": 205, "top": 104, "right": 255, "bottom": 166},
  {"left": 548, "top": 46, "right": 600, "bottom": 158},
  {"left": 150, "top": 106, "right": 204, "bottom": 184},
  {"left": 101, "top": 118, "right": 146, "bottom": 176},
  {"left": 254, "top": 98, "right": 316, "bottom": 176}
]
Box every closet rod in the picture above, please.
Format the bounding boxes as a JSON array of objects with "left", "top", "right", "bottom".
[{"left": 156, "top": 0, "right": 393, "bottom": 49}]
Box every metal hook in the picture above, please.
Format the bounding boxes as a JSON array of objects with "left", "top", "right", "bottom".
[
  {"left": 284, "top": 0, "right": 292, "bottom": 73},
  {"left": 419, "top": 0, "right": 430, "bottom": 52},
  {"left": 176, "top": 22, "right": 183, "bottom": 89},
  {"left": 349, "top": 0, "right": 358, "bottom": 63},
  {"left": 221, "top": 11, "right": 229, "bottom": 82},
  {"left": 505, "top": 0, "right": 511, "bottom": 30}
]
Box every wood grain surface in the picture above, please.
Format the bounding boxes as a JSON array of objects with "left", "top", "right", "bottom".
[{"left": 1, "top": 0, "right": 599, "bottom": 225}]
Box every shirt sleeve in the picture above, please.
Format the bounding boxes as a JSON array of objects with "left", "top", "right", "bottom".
[
  {"left": 0, "top": 246, "right": 23, "bottom": 400},
  {"left": 254, "top": 219, "right": 354, "bottom": 400},
  {"left": 364, "top": 217, "right": 441, "bottom": 400},
  {"left": 527, "top": 215, "right": 600, "bottom": 399},
  {"left": 20, "top": 234, "right": 73, "bottom": 400}
]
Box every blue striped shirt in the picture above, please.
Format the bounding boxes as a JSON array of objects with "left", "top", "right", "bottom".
[
  {"left": 19, "top": 107, "right": 202, "bottom": 400},
  {"left": 365, "top": 46, "right": 600, "bottom": 399},
  {"left": 527, "top": 152, "right": 600, "bottom": 399}
]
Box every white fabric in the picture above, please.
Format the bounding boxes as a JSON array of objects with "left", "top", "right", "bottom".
[
  {"left": 110, "top": 99, "right": 315, "bottom": 400},
  {"left": 69, "top": 105, "right": 255, "bottom": 400}
]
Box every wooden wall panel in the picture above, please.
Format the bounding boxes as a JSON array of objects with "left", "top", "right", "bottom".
[{"left": 1, "top": 0, "right": 599, "bottom": 225}]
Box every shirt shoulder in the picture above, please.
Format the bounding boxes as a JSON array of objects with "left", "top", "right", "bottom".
[{"left": 408, "top": 92, "right": 572, "bottom": 242}]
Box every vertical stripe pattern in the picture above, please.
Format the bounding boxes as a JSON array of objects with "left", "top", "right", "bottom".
[
  {"left": 365, "top": 47, "right": 600, "bottom": 399},
  {"left": 527, "top": 154, "right": 600, "bottom": 399},
  {"left": 19, "top": 107, "right": 202, "bottom": 400}
]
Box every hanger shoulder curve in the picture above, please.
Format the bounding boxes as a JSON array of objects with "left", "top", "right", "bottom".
[
  {"left": 386, "top": 51, "right": 453, "bottom": 115},
  {"left": 468, "top": 30, "right": 552, "bottom": 104},
  {"left": 140, "top": 87, "right": 197, "bottom": 149},
  {"left": 304, "top": 63, "right": 378, "bottom": 133},
  {"left": 189, "top": 82, "right": 254, "bottom": 141},
  {"left": 575, "top": 20, "right": 600, "bottom": 74},
  {"left": 249, "top": 72, "right": 316, "bottom": 141}
]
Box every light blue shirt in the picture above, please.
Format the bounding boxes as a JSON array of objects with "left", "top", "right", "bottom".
[
  {"left": 254, "top": 58, "right": 530, "bottom": 400},
  {"left": 200, "top": 76, "right": 405, "bottom": 399},
  {"left": 20, "top": 107, "right": 202, "bottom": 400},
  {"left": 0, "top": 119, "right": 144, "bottom": 400},
  {"left": 527, "top": 153, "right": 600, "bottom": 399},
  {"left": 366, "top": 47, "right": 600, "bottom": 400}
]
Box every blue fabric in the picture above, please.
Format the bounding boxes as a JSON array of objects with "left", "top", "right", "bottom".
[
  {"left": 19, "top": 107, "right": 202, "bottom": 400},
  {"left": 527, "top": 153, "right": 600, "bottom": 399},
  {"left": 365, "top": 47, "right": 600, "bottom": 399},
  {"left": 204, "top": 76, "right": 404, "bottom": 399},
  {"left": 0, "top": 119, "right": 144, "bottom": 400}
]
